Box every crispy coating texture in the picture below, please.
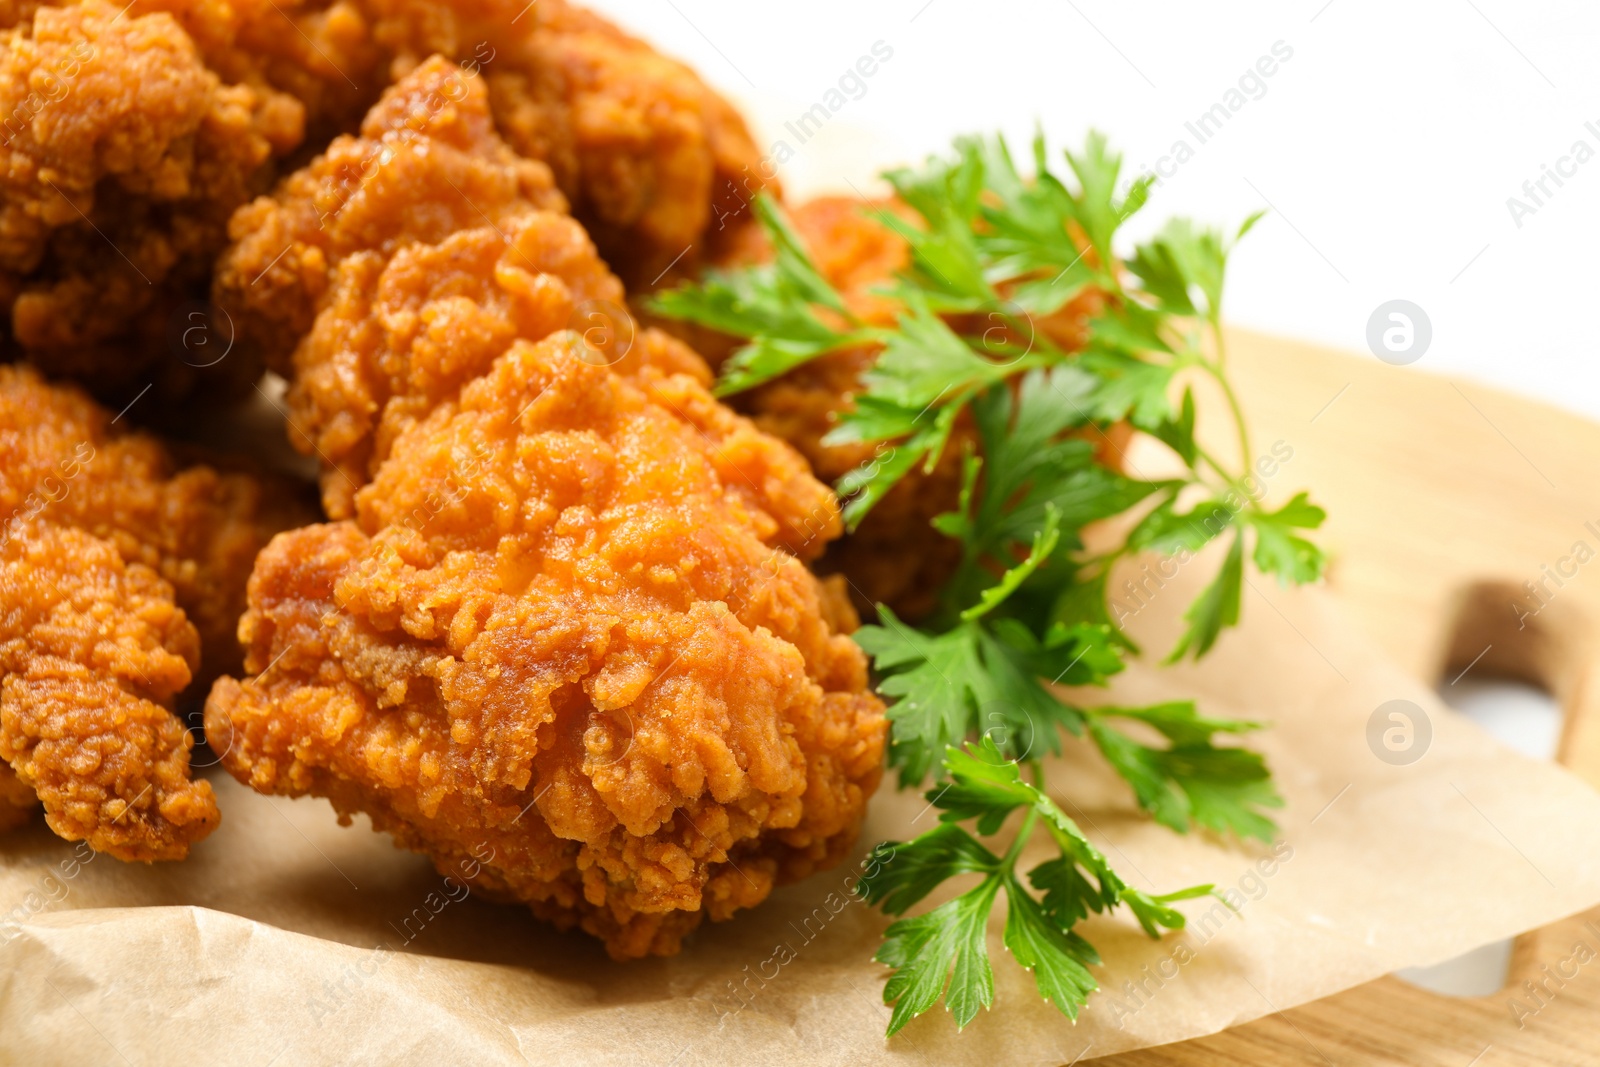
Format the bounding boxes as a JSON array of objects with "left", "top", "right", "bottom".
[
  {"left": 480, "top": 0, "right": 774, "bottom": 290},
  {"left": 214, "top": 0, "right": 772, "bottom": 312},
  {"left": 0, "top": 517, "right": 218, "bottom": 859},
  {"left": 0, "top": 363, "right": 313, "bottom": 857},
  {"left": 351, "top": 0, "right": 775, "bottom": 287},
  {"left": 218, "top": 58, "right": 833, "bottom": 559},
  {"left": 0, "top": 0, "right": 313, "bottom": 404},
  {"left": 0, "top": 364, "right": 313, "bottom": 680},
  {"left": 213, "top": 53, "right": 569, "bottom": 384},
  {"left": 2, "top": 0, "right": 765, "bottom": 404},
  {"left": 206, "top": 333, "right": 886, "bottom": 958}
]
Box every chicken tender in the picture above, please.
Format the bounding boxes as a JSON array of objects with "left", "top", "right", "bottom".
[
  {"left": 0, "top": 364, "right": 313, "bottom": 858},
  {"left": 205, "top": 332, "right": 886, "bottom": 958},
  {"left": 212, "top": 53, "right": 569, "bottom": 397}
]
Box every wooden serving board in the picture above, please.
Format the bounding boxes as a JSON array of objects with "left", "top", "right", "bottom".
[{"left": 1104, "top": 329, "right": 1600, "bottom": 1065}]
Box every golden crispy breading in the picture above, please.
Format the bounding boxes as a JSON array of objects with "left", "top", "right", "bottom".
[
  {"left": 214, "top": 53, "right": 568, "bottom": 380},
  {"left": 0, "top": 518, "right": 218, "bottom": 860},
  {"left": 350, "top": 0, "right": 775, "bottom": 288},
  {"left": 133, "top": 0, "right": 386, "bottom": 144},
  {"left": 3, "top": 0, "right": 766, "bottom": 404},
  {"left": 0, "top": 0, "right": 309, "bottom": 403},
  {"left": 0, "top": 364, "right": 313, "bottom": 683},
  {"left": 290, "top": 212, "right": 837, "bottom": 554},
  {"left": 206, "top": 333, "right": 886, "bottom": 959},
  {"left": 218, "top": 58, "right": 833, "bottom": 559},
  {"left": 0, "top": 363, "right": 312, "bottom": 857},
  {"left": 484, "top": 0, "right": 775, "bottom": 289},
  {"left": 3, "top": 0, "right": 383, "bottom": 138}
]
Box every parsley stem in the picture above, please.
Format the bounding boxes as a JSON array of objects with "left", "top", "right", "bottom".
[
  {"left": 1193, "top": 443, "right": 1241, "bottom": 489},
  {"left": 992, "top": 755, "right": 1043, "bottom": 870},
  {"left": 1001, "top": 807, "right": 1039, "bottom": 873},
  {"left": 1198, "top": 324, "right": 1253, "bottom": 485},
  {"left": 997, "top": 760, "right": 1049, "bottom": 872},
  {"left": 1203, "top": 319, "right": 1248, "bottom": 473},
  {"left": 1211, "top": 313, "right": 1230, "bottom": 371}
]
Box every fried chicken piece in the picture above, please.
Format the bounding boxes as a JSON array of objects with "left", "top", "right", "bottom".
[
  {"left": 3, "top": 0, "right": 765, "bottom": 405},
  {"left": 703, "top": 196, "right": 1115, "bottom": 618},
  {"left": 133, "top": 0, "right": 387, "bottom": 146},
  {"left": 1, "top": 0, "right": 383, "bottom": 140},
  {"left": 211, "top": 0, "right": 770, "bottom": 308},
  {"left": 214, "top": 52, "right": 569, "bottom": 385},
  {"left": 218, "top": 58, "right": 831, "bottom": 560},
  {"left": 348, "top": 0, "right": 774, "bottom": 289},
  {"left": 0, "top": 364, "right": 313, "bottom": 682},
  {"left": 478, "top": 0, "right": 774, "bottom": 289},
  {"left": 205, "top": 332, "right": 886, "bottom": 958},
  {"left": 0, "top": 363, "right": 313, "bottom": 857},
  {"left": 0, "top": 0, "right": 311, "bottom": 404},
  {"left": 0, "top": 517, "right": 218, "bottom": 859}
]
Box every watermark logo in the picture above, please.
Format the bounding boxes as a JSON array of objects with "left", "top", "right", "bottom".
[
  {"left": 1367, "top": 699, "right": 1431, "bottom": 765},
  {"left": 972, "top": 297, "right": 1036, "bottom": 367},
  {"left": 568, "top": 298, "right": 636, "bottom": 367},
  {"left": 1366, "top": 299, "right": 1431, "bottom": 366},
  {"left": 169, "top": 300, "right": 235, "bottom": 368}
]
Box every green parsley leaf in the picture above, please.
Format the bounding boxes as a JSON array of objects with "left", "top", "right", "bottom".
[
  {"left": 834, "top": 403, "right": 959, "bottom": 530},
  {"left": 859, "top": 827, "right": 999, "bottom": 915},
  {"left": 970, "top": 134, "right": 1100, "bottom": 311},
  {"left": 1165, "top": 528, "right": 1245, "bottom": 662},
  {"left": 1128, "top": 217, "right": 1229, "bottom": 320},
  {"left": 854, "top": 611, "right": 987, "bottom": 784},
  {"left": 880, "top": 142, "right": 997, "bottom": 312},
  {"left": 1077, "top": 346, "right": 1178, "bottom": 429},
  {"left": 876, "top": 877, "right": 1000, "bottom": 1034},
  {"left": 1002, "top": 879, "right": 1100, "bottom": 1018},
  {"left": 1148, "top": 386, "right": 1199, "bottom": 466},
  {"left": 855, "top": 609, "right": 1110, "bottom": 785},
  {"left": 861, "top": 741, "right": 1210, "bottom": 1032},
  {"left": 1061, "top": 131, "right": 1150, "bottom": 268},
  {"left": 1085, "top": 702, "right": 1283, "bottom": 841},
  {"left": 849, "top": 295, "right": 1015, "bottom": 415},
  {"left": 960, "top": 505, "right": 1062, "bottom": 622},
  {"left": 1246, "top": 491, "right": 1328, "bottom": 586},
  {"left": 1128, "top": 495, "right": 1237, "bottom": 555},
  {"left": 647, "top": 194, "right": 870, "bottom": 395}
]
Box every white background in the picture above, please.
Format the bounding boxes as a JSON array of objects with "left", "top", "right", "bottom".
[{"left": 589, "top": 0, "right": 1600, "bottom": 420}]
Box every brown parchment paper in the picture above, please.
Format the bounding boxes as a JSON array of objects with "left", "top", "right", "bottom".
[{"left": 4, "top": 565, "right": 1600, "bottom": 1066}]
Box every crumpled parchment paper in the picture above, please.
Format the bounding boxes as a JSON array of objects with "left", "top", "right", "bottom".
[{"left": 3, "top": 562, "right": 1600, "bottom": 1066}]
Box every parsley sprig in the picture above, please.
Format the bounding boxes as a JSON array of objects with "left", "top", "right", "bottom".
[
  {"left": 653, "top": 131, "right": 1324, "bottom": 1035},
  {"left": 860, "top": 740, "right": 1216, "bottom": 1034}
]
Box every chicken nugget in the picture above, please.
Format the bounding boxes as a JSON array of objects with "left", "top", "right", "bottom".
[
  {"left": 0, "top": 363, "right": 312, "bottom": 858},
  {"left": 218, "top": 57, "right": 832, "bottom": 561},
  {"left": 206, "top": 331, "right": 886, "bottom": 958}
]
